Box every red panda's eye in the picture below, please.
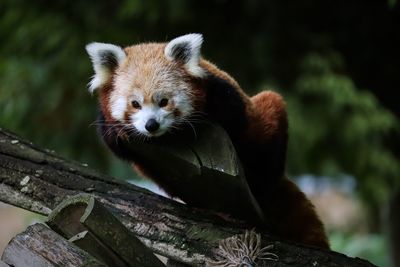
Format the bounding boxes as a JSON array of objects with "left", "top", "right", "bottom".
[
  {"left": 159, "top": 98, "right": 169, "bottom": 107},
  {"left": 131, "top": 100, "right": 141, "bottom": 109}
]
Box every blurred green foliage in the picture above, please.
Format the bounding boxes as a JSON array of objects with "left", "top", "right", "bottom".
[
  {"left": 286, "top": 52, "right": 399, "bottom": 229},
  {"left": 0, "top": 0, "right": 399, "bottom": 235},
  {"left": 330, "top": 231, "right": 389, "bottom": 266}
]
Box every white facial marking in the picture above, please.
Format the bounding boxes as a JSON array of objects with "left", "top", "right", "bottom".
[
  {"left": 131, "top": 105, "right": 174, "bottom": 137},
  {"left": 110, "top": 97, "right": 127, "bottom": 121},
  {"left": 174, "top": 93, "right": 193, "bottom": 116}
]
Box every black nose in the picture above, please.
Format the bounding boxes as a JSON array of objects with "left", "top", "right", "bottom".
[{"left": 145, "top": 119, "right": 160, "bottom": 132}]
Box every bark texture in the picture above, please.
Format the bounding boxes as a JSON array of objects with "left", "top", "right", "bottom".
[
  {"left": 1, "top": 223, "right": 105, "bottom": 267},
  {"left": 0, "top": 128, "right": 376, "bottom": 266}
]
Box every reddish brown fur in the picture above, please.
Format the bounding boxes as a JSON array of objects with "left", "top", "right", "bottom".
[
  {"left": 248, "top": 91, "right": 287, "bottom": 141},
  {"left": 194, "top": 66, "right": 329, "bottom": 247},
  {"left": 96, "top": 43, "right": 329, "bottom": 249}
]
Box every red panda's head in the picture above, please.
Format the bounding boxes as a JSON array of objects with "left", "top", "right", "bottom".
[{"left": 86, "top": 34, "right": 205, "bottom": 137}]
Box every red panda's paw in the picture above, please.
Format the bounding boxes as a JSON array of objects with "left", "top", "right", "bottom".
[{"left": 248, "top": 91, "right": 288, "bottom": 141}]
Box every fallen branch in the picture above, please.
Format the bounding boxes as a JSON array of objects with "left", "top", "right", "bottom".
[
  {"left": 0, "top": 128, "right": 376, "bottom": 266},
  {"left": 1, "top": 223, "right": 105, "bottom": 267},
  {"left": 47, "top": 194, "right": 165, "bottom": 267}
]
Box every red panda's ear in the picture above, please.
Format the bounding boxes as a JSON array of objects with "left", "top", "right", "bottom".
[
  {"left": 164, "top": 34, "right": 205, "bottom": 77},
  {"left": 85, "top": 42, "right": 126, "bottom": 93}
]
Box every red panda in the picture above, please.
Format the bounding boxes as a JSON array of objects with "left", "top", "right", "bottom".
[{"left": 86, "top": 34, "right": 329, "bottom": 249}]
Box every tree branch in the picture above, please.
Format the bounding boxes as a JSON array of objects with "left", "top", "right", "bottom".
[
  {"left": 0, "top": 128, "right": 376, "bottom": 266},
  {"left": 2, "top": 223, "right": 105, "bottom": 267}
]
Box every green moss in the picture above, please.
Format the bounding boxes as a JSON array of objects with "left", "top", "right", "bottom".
[{"left": 186, "top": 225, "right": 231, "bottom": 243}]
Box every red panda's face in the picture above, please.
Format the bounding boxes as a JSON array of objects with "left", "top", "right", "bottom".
[
  {"left": 116, "top": 85, "right": 192, "bottom": 137},
  {"left": 86, "top": 34, "right": 205, "bottom": 138},
  {"left": 110, "top": 49, "right": 195, "bottom": 137}
]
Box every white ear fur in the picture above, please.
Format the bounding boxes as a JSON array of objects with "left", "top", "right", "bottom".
[
  {"left": 85, "top": 42, "right": 126, "bottom": 93},
  {"left": 164, "top": 33, "right": 205, "bottom": 77}
]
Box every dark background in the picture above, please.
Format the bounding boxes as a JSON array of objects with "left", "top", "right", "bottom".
[{"left": 0, "top": 1, "right": 399, "bottom": 265}]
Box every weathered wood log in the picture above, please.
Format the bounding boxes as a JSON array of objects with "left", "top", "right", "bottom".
[
  {"left": 0, "top": 128, "right": 376, "bottom": 266},
  {"left": 69, "top": 230, "right": 129, "bottom": 267},
  {"left": 1, "top": 223, "right": 105, "bottom": 267},
  {"left": 47, "top": 194, "right": 165, "bottom": 267},
  {"left": 117, "top": 122, "right": 265, "bottom": 224},
  {"left": 0, "top": 260, "right": 10, "bottom": 267}
]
